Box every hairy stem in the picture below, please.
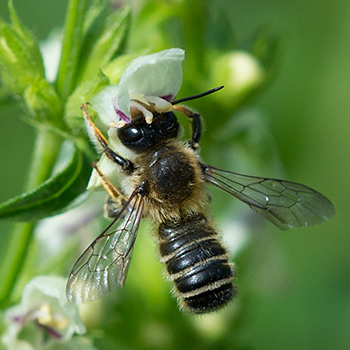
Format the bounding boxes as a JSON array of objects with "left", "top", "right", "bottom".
[{"left": 0, "top": 130, "right": 62, "bottom": 307}]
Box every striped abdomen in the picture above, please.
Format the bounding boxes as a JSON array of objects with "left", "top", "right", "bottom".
[{"left": 158, "top": 213, "right": 236, "bottom": 314}]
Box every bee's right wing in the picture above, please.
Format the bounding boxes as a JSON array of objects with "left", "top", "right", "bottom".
[
  {"left": 66, "top": 189, "right": 145, "bottom": 304},
  {"left": 203, "top": 164, "right": 335, "bottom": 230}
]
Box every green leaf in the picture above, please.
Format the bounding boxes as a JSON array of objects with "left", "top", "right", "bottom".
[
  {"left": 0, "top": 1, "right": 45, "bottom": 95},
  {"left": 0, "top": 145, "right": 91, "bottom": 221},
  {"left": 77, "top": 6, "right": 131, "bottom": 83},
  {"left": 83, "top": 0, "right": 108, "bottom": 35},
  {"left": 55, "top": 0, "right": 89, "bottom": 102},
  {"left": 0, "top": 83, "right": 16, "bottom": 107}
]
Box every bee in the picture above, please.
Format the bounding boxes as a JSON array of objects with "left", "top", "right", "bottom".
[{"left": 66, "top": 87, "right": 335, "bottom": 314}]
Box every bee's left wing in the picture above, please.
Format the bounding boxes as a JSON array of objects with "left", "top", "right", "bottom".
[
  {"left": 203, "top": 164, "right": 335, "bottom": 230},
  {"left": 66, "top": 189, "right": 145, "bottom": 304}
]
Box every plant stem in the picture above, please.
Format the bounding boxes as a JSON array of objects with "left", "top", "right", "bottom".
[{"left": 0, "top": 130, "right": 62, "bottom": 307}]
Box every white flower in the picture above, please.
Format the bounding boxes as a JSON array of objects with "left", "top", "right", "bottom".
[
  {"left": 91, "top": 48, "right": 185, "bottom": 127},
  {"left": 87, "top": 48, "right": 185, "bottom": 191},
  {"left": 2, "top": 276, "right": 90, "bottom": 350}
]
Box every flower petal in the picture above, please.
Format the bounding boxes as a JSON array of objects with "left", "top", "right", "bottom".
[
  {"left": 91, "top": 85, "right": 119, "bottom": 125},
  {"left": 145, "top": 95, "right": 173, "bottom": 112},
  {"left": 21, "top": 276, "right": 86, "bottom": 341},
  {"left": 115, "top": 84, "right": 131, "bottom": 121},
  {"left": 90, "top": 49, "right": 185, "bottom": 126},
  {"left": 117, "top": 48, "right": 185, "bottom": 108}
]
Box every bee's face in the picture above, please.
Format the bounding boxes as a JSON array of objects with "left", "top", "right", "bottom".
[{"left": 117, "top": 111, "right": 180, "bottom": 153}]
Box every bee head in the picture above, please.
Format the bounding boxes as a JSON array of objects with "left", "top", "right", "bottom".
[{"left": 117, "top": 111, "right": 179, "bottom": 153}]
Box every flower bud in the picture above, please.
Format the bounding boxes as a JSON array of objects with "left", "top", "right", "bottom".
[
  {"left": 210, "top": 51, "right": 264, "bottom": 108},
  {"left": 0, "top": 2, "right": 44, "bottom": 95},
  {"left": 24, "top": 77, "right": 63, "bottom": 126}
]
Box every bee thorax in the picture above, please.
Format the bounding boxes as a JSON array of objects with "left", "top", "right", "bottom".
[
  {"left": 137, "top": 142, "right": 207, "bottom": 221},
  {"left": 148, "top": 152, "right": 195, "bottom": 202}
]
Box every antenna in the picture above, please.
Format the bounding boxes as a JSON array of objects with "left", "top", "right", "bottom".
[{"left": 172, "top": 86, "right": 224, "bottom": 105}]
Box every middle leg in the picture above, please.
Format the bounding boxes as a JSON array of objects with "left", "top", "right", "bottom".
[{"left": 173, "top": 104, "right": 202, "bottom": 149}]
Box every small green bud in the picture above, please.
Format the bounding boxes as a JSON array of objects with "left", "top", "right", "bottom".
[
  {"left": 210, "top": 51, "right": 264, "bottom": 109},
  {"left": 24, "top": 77, "right": 63, "bottom": 127},
  {"left": 65, "top": 71, "right": 110, "bottom": 132},
  {"left": 0, "top": 2, "right": 44, "bottom": 95}
]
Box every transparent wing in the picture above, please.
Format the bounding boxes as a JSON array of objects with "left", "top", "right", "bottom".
[
  {"left": 66, "top": 190, "right": 145, "bottom": 304},
  {"left": 203, "top": 164, "right": 335, "bottom": 230}
]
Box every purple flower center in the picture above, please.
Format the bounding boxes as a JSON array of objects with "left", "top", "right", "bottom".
[
  {"left": 114, "top": 106, "right": 131, "bottom": 123},
  {"left": 161, "top": 94, "right": 174, "bottom": 102}
]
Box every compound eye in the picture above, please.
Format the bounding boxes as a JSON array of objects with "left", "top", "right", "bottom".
[{"left": 118, "top": 125, "right": 143, "bottom": 142}]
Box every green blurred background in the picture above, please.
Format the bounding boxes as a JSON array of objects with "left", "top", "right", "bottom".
[{"left": 0, "top": 0, "right": 349, "bottom": 349}]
